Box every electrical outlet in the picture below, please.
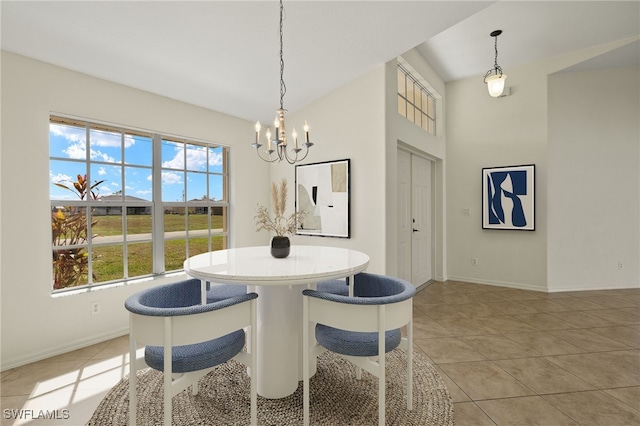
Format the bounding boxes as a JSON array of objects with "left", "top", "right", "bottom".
[
  {"left": 472, "top": 257, "right": 479, "bottom": 266},
  {"left": 462, "top": 208, "right": 471, "bottom": 216},
  {"left": 618, "top": 261, "right": 624, "bottom": 270},
  {"left": 91, "top": 301, "right": 101, "bottom": 315}
]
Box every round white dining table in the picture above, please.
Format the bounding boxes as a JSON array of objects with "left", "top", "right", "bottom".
[{"left": 184, "top": 245, "right": 370, "bottom": 399}]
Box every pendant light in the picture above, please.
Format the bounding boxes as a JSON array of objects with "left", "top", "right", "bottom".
[{"left": 483, "top": 30, "right": 507, "bottom": 97}]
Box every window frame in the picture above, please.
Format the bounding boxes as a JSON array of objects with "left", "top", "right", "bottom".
[
  {"left": 397, "top": 62, "right": 437, "bottom": 135},
  {"left": 49, "top": 115, "right": 229, "bottom": 293}
]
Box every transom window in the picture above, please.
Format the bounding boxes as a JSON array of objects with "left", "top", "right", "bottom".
[
  {"left": 397, "top": 63, "right": 436, "bottom": 135},
  {"left": 49, "top": 115, "right": 228, "bottom": 292}
]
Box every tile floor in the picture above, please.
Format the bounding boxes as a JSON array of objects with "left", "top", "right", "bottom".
[
  {"left": 1, "top": 281, "right": 639, "bottom": 425},
  {"left": 414, "top": 281, "right": 640, "bottom": 426}
]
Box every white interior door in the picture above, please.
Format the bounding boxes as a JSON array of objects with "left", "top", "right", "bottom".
[
  {"left": 397, "top": 150, "right": 412, "bottom": 283},
  {"left": 398, "top": 149, "right": 433, "bottom": 286},
  {"left": 411, "top": 155, "right": 432, "bottom": 285}
]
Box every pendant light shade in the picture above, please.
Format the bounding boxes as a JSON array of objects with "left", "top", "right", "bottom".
[{"left": 485, "top": 73, "right": 507, "bottom": 97}]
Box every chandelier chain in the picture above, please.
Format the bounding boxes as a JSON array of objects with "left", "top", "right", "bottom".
[{"left": 279, "top": 0, "right": 286, "bottom": 110}]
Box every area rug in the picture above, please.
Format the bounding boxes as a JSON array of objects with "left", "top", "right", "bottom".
[{"left": 87, "top": 349, "right": 453, "bottom": 425}]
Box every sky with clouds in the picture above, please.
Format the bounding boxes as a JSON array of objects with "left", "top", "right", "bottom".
[{"left": 49, "top": 123, "right": 224, "bottom": 202}]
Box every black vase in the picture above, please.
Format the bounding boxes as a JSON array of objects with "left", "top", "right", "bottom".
[{"left": 270, "top": 236, "right": 290, "bottom": 258}]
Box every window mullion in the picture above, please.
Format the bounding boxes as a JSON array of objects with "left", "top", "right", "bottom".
[
  {"left": 152, "top": 134, "right": 165, "bottom": 274},
  {"left": 85, "top": 124, "right": 95, "bottom": 285}
]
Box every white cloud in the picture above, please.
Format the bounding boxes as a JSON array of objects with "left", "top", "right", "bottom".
[
  {"left": 90, "top": 149, "right": 115, "bottom": 163},
  {"left": 162, "top": 171, "right": 182, "bottom": 185},
  {"left": 98, "top": 167, "right": 107, "bottom": 176},
  {"left": 162, "top": 150, "right": 184, "bottom": 169},
  {"left": 50, "top": 172, "right": 73, "bottom": 184},
  {"left": 50, "top": 124, "right": 85, "bottom": 143},
  {"left": 209, "top": 152, "right": 223, "bottom": 167},
  {"left": 61, "top": 141, "right": 116, "bottom": 162},
  {"left": 186, "top": 146, "right": 207, "bottom": 170},
  {"left": 90, "top": 131, "right": 136, "bottom": 148},
  {"left": 63, "top": 141, "right": 87, "bottom": 160},
  {"left": 162, "top": 145, "right": 211, "bottom": 171},
  {"left": 52, "top": 123, "right": 126, "bottom": 161}
]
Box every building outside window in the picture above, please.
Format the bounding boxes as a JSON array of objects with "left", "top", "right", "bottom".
[
  {"left": 49, "top": 116, "right": 228, "bottom": 292},
  {"left": 397, "top": 62, "right": 436, "bottom": 135}
]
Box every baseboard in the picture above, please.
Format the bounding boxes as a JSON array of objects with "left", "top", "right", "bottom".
[
  {"left": 1, "top": 326, "right": 129, "bottom": 371},
  {"left": 547, "top": 283, "right": 640, "bottom": 293},
  {"left": 445, "top": 275, "right": 547, "bottom": 292},
  {"left": 445, "top": 276, "right": 640, "bottom": 293}
]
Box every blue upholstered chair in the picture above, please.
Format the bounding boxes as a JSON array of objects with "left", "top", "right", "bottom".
[
  {"left": 316, "top": 278, "right": 349, "bottom": 296},
  {"left": 125, "top": 279, "right": 258, "bottom": 426},
  {"left": 205, "top": 281, "right": 248, "bottom": 303},
  {"left": 302, "top": 273, "right": 415, "bottom": 426}
]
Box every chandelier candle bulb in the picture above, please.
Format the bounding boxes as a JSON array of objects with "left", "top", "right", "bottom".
[
  {"left": 292, "top": 129, "right": 298, "bottom": 149},
  {"left": 266, "top": 128, "right": 272, "bottom": 151},
  {"left": 255, "top": 121, "right": 261, "bottom": 144},
  {"left": 304, "top": 121, "right": 309, "bottom": 143}
]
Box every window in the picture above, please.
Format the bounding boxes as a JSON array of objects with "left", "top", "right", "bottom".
[
  {"left": 49, "top": 116, "right": 228, "bottom": 292},
  {"left": 397, "top": 63, "right": 436, "bottom": 135}
]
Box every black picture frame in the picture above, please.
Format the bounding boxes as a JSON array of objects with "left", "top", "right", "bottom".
[
  {"left": 295, "top": 159, "right": 350, "bottom": 238},
  {"left": 482, "top": 164, "right": 535, "bottom": 231}
]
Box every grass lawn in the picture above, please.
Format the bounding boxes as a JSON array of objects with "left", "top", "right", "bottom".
[
  {"left": 55, "top": 213, "right": 226, "bottom": 286},
  {"left": 93, "top": 213, "right": 225, "bottom": 235}
]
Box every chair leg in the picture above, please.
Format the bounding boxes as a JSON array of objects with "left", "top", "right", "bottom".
[
  {"left": 378, "top": 307, "right": 385, "bottom": 426},
  {"left": 250, "top": 300, "right": 258, "bottom": 426},
  {"left": 303, "top": 296, "right": 310, "bottom": 426},
  {"left": 379, "top": 354, "right": 385, "bottom": 426},
  {"left": 164, "top": 372, "right": 172, "bottom": 425},
  {"left": 129, "top": 336, "right": 137, "bottom": 426},
  {"left": 407, "top": 319, "right": 413, "bottom": 410},
  {"left": 164, "top": 319, "right": 172, "bottom": 426}
]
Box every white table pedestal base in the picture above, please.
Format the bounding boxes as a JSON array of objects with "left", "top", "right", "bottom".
[{"left": 254, "top": 284, "right": 317, "bottom": 399}]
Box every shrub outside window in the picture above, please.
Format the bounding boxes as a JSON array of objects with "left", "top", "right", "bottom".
[{"left": 49, "top": 116, "right": 228, "bottom": 292}]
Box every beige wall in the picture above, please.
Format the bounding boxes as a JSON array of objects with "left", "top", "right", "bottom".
[
  {"left": 445, "top": 45, "right": 639, "bottom": 292},
  {"left": 548, "top": 66, "right": 640, "bottom": 291},
  {"left": 446, "top": 63, "right": 549, "bottom": 291},
  {"left": 0, "top": 52, "right": 269, "bottom": 369}
]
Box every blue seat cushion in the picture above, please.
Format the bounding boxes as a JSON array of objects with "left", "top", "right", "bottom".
[
  {"left": 316, "top": 279, "right": 349, "bottom": 296},
  {"left": 206, "top": 284, "right": 247, "bottom": 303},
  {"left": 315, "top": 324, "right": 401, "bottom": 357},
  {"left": 145, "top": 329, "right": 245, "bottom": 373}
]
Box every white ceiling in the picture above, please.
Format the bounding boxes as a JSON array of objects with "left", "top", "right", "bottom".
[{"left": 2, "top": 1, "right": 639, "bottom": 124}]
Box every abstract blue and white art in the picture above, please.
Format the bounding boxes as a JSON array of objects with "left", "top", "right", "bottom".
[{"left": 482, "top": 164, "right": 535, "bottom": 230}]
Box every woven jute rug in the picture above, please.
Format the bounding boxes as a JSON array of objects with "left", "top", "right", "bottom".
[{"left": 87, "top": 349, "right": 454, "bottom": 425}]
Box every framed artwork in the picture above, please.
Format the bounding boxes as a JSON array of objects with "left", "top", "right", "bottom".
[
  {"left": 482, "top": 164, "right": 535, "bottom": 231},
  {"left": 295, "top": 159, "right": 350, "bottom": 238}
]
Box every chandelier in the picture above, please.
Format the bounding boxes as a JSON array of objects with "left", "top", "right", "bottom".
[
  {"left": 252, "top": 0, "right": 313, "bottom": 164},
  {"left": 483, "top": 30, "right": 507, "bottom": 97}
]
